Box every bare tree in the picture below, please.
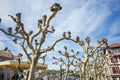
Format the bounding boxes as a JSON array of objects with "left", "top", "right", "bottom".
[
  {"left": 0, "top": 3, "right": 71, "bottom": 80},
  {"left": 52, "top": 36, "right": 108, "bottom": 80},
  {"left": 0, "top": 3, "right": 109, "bottom": 80},
  {"left": 85, "top": 49, "right": 110, "bottom": 80},
  {"left": 52, "top": 34, "right": 108, "bottom": 80},
  {"left": 69, "top": 37, "right": 108, "bottom": 80},
  {"left": 53, "top": 46, "right": 79, "bottom": 80}
]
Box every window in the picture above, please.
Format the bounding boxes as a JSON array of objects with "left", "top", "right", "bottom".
[
  {"left": 111, "top": 56, "right": 117, "bottom": 63},
  {"left": 0, "top": 72, "right": 4, "bottom": 80},
  {"left": 112, "top": 67, "right": 119, "bottom": 74},
  {"left": 116, "top": 48, "right": 120, "bottom": 53},
  {"left": 0, "top": 57, "right": 5, "bottom": 61},
  {"left": 111, "top": 48, "right": 120, "bottom": 53},
  {"left": 113, "top": 77, "right": 117, "bottom": 80},
  {"left": 113, "top": 77, "right": 120, "bottom": 80}
]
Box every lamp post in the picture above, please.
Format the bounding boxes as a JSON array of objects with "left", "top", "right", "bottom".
[
  {"left": 52, "top": 57, "right": 64, "bottom": 80},
  {"left": 74, "top": 68, "right": 76, "bottom": 80},
  {"left": 59, "top": 58, "right": 64, "bottom": 80}
]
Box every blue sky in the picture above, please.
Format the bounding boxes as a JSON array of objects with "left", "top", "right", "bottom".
[{"left": 0, "top": 0, "right": 120, "bottom": 70}]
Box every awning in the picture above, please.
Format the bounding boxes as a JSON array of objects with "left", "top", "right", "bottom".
[{"left": 0, "top": 60, "right": 47, "bottom": 70}]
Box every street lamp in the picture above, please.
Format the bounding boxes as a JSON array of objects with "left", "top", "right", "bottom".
[
  {"left": 52, "top": 57, "right": 64, "bottom": 80},
  {"left": 59, "top": 58, "right": 64, "bottom": 80},
  {"left": 74, "top": 68, "right": 77, "bottom": 80}
]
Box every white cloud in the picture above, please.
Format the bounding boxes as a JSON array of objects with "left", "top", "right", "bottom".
[
  {"left": 0, "top": 0, "right": 120, "bottom": 69},
  {"left": 52, "top": 0, "right": 112, "bottom": 39},
  {"left": 107, "top": 19, "right": 120, "bottom": 44},
  {"left": 109, "top": 19, "right": 120, "bottom": 36},
  {"left": 108, "top": 36, "right": 120, "bottom": 44}
]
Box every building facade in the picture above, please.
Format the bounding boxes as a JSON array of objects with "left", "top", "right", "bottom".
[
  {"left": 0, "top": 51, "right": 16, "bottom": 80},
  {"left": 107, "top": 43, "right": 120, "bottom": 80}
]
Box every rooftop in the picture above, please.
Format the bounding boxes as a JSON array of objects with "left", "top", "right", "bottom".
[
  {"left": 0, "top": 51, "right": 16, "bottom": 59},
  {"left": 0, "top": 60, "right": 47, "bottom": 70},
  {"left": 109, "top": 43, "right": 120, "bottom": 48}
]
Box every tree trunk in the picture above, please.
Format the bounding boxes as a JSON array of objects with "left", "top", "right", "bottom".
[
  {"left": 79, "top": 70, "right": 82, "bottom": 80},
  {"left": 93, "top": 69, "right": 97, "bottom": 80},
  {"left": 28, "top": 56, "right": 38, "bottom": 80},
  {"left": 94, "top": 75, "right": 97, "bottom": 80},
  {"left": 25, "top": 70, "right": 29, "bottom": 80},
  {"left": 64, "top": 64, "right": 69, "bottom": 80},
  {"left": 83, "top": 63, "right": 86, "bottom": 80}
]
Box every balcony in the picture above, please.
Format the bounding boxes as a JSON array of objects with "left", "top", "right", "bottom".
[
  {"left": 108, "top": 52, "right": 120, "bottom": 57},
  {"left": 107, "top": 66, "right": 120, "bottom": 77},
  {"left": 111, "top": 74, "right": 120, "bottom": 77},
  {"left": 112, "top": 53, "right": 120, "bottom": 56},
  {"left": 110, "top": 62, "right": 120, "bottom": 66}
]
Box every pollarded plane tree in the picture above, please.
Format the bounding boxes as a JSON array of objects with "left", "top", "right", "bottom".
[
  {"left": 0, "top": 3, "right": 72, "bottom": 80},
  {"left": 67, "top": 36, "right": 108, "bottom": 80},
  {"left": 53, "top": 46, "right": 79, "bottom": 80},
  {"left": 85, "top": 47, "right": 111, "bottom": 80}
]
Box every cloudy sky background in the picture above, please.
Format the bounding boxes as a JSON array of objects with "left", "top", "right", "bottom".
[{"left": 0, "top": 0, "right": 120, "bottom": 70}]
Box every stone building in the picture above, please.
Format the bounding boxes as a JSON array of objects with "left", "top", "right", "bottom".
[
  {"left": 0, "top": 50, "right": 47, "bottom": 80},
  {"left": 106, "top": 43, "right": 120, "bottom": 80},
  {"left": 0, "top": 51, "right": 16, "bottom": 80}
]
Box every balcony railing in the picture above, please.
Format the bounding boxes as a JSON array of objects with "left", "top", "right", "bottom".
[
  {"left": 109, "top": 63, "right": 120, "bottom": 66},
  {"left": 110, "top": 73, "right": 120, "bottom": 77}
]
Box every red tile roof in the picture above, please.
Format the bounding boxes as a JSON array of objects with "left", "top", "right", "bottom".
[
  {"left": 109, "top": 43, "right": 120, "bottom": 48},
  {"left": 0, "top": 51, "right": 16, "bottom": 59}
]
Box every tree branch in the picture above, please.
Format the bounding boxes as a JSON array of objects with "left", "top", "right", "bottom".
[
  {"left": 0, "top": 28, "right": 24, "bottom": 39},
  {"left": 19, "top": 40, "right": 32, "bottom": 63},
  {"left": 31, "top": 27, "right": 42, "bottom": 43},
  {"left": 40, "top": 38, "right": 65, "bottom": 53},
  {"left": 44, "top": 12, "right": 57, "bottom": 31}
]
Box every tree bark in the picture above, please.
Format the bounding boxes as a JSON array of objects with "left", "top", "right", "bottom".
[
  {"left": 82, "top": 62, "right": 88, "bottom": 80},
  {"left": 83, "top": 64, "right": 86, "bottom": 80},
  {"left": 28, "top": 55, "right": 38, "bottom": 80},
  {"left": 64, "top": 64, "right": 69, "bottom": 80}
]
